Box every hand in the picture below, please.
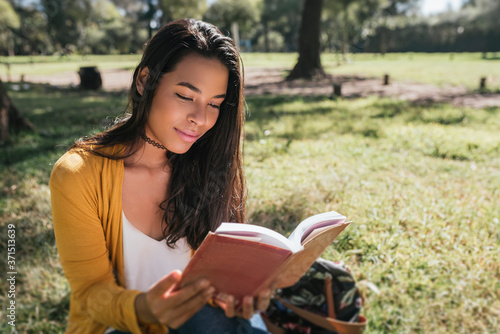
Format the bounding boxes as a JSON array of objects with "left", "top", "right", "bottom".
[
  {"left": 217, "top": 289, "right": 273, "bottom": 319},
  {"left": 214, "top": 277, "right": 279, "bottom": 320},
  {"left": 135, "top": 270, "right": 215, "bottom": 329}
]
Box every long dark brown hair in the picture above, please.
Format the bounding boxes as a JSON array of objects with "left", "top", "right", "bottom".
[{"left": 72, "top": 19, "right": 246, "bottom": 250}]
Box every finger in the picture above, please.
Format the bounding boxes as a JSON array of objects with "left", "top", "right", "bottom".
[
  {"left": 241, "top": 296, "right": 254, "bottom": 319},
  {"left": 256, "top": 289, "right": 271, "bottom": 312},
  {"left": 160, "top": 285, "right": 215, "bottom": 328},
  {"left": 224, "top": 295, "right": 236, "bottom": 318},
  {"left": 166, "top": 277, "right": 212, "bottom": 307},
  {"left": 213, "top": 298, "right": 228, "bottom": 314},
  {"left": 214, "top": 293, "right": 235, "bottom": 318},
  {"left": 149, "top": 270, "right": 182, "bottom": 296},
  {"left": 148, "top": 274, "right": 212, "bottom": 323}
]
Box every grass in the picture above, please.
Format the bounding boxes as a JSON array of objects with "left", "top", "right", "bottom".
[
  {"left": 0, "top": 54, "right": 140, "bottom": 77},
  {"left": 245, "top": 96, "right": 499, "bottom": 333},
  {"left": 0, "top": 86, "right": 128, "bottom": 333},
  {"left": 1, "top": 52, "right": 499, "bottom": 92},
  {"left": 0, "top": 82, "right": 498, "bottom": 333},
  {"left": 323, "top": 52, "right": 500, "bottom": 92}
]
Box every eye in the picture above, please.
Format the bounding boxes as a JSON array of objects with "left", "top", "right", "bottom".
[
  {"left": 208, "top": 103, "right": 221, "bottom": 110},
  {"left": 176, "top": 93, "right": 192, "bottom": 101}
]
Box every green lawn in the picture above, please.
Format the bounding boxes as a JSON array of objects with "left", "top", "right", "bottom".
[
  {"left": 2, "top": 52, "right": 499, "bottom": 91},
  {"left": 324, "top": 52, "right": 500, "bottom": 91},
  {"left": 0, "top": 54, "right": 140, "bottom": 76},
  {"left": 0, "top": 82, "right": 498, "bottom": 332}
]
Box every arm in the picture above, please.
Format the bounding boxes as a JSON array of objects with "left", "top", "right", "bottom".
[
  {"left": 50, "top": 152, "right": 215, "bottom": 331},
  {"left": 50, "top": 154, "right": 142, "bottom": 332}
]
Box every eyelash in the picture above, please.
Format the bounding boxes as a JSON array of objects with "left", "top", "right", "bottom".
[
  {"left": 176, "top": 93, "right": 220, "bottom": 110},
  {"left": 176, "top": 93, "right": 192, "bottom": 101}
]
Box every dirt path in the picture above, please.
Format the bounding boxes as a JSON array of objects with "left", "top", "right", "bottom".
[
  {"left": 244, "top": 68, "right": 500, "bottom": 109},
  {"left": 10, "top": 67, "right": 500, "bottom": 109}
]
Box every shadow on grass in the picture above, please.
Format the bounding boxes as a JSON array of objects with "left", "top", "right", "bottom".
[
  {"left": 16, "top": 291, "right": 69, "bottom": 332},
  {"left": 1, "top": 84, "right": 126, "bottom": 166},
  {"left": 370, "top": 100, "right": 409, "bottom": 118},
  {"left": 246, "top": 95, "right": 333, "bottom": 122},
  {"left": 483, "top": 106, "right": 500, "bottom": 113},
  {"left": 247, "top": 196, "right": 356, "bottom": 254},
  {"left": 482, "top": 56, "right": 500, "bottom": 61},
  {"left": 0, "top": 135, "right": 69, "bottom": 166}
]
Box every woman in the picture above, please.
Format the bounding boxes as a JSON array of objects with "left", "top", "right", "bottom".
[{"left": 50, "top": 19, "right": 271, "bottom": 333}]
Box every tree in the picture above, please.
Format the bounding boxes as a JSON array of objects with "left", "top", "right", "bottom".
[
  {"left": 111, "top": 0, "right": 207, "bottom": 40},
  {"left": 323, "top": 0, "right": 419, "bottom": 58},
  {"left": 0, "top": 79, "right": 34, "bottom": 144},
  {"left": 361, "top": 0, "right": 500, "bottom": 53},
  {"left": 324, "top": 0, "right": 360, "bottom": 60},
  {"left": 13, "top": 5, "right": 52, "bottom": 55},
  {"left": 260, "top": 0, "right": 304, "bottom": 52},
  {"left": 287, "top": 0, "right": 325, "bottom": 80},
  {"left": 109, "top": 0, "right": 156, "bottom": 41},
  {"left": 159, "top": 0, "right": 207, "bottom": 25},
  {"left": 82, "top": 0, "right": 135, "bottom": 54},
  {"left": 203, "top": 0, "right": 257, "bottom": 42},
  {"left": 0, "top": 0, "right": 20, "bottom": 55}
]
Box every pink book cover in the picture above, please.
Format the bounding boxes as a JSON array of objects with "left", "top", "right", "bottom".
[{"left": 178, "top": 233, "right": 292, "bottom": 303}]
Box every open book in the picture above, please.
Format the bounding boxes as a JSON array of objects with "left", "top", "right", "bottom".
[{"left": 177, "top": 211, "right": 349, "bottom": 305}]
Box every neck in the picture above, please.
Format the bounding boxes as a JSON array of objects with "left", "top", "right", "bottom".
[{"left": 125, "top": 136, "right": 168, "bottom": 169}]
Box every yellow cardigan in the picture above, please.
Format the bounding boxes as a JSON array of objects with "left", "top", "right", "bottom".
[{"left": 50, "top": 146, "right": 167, "bottom": 334}]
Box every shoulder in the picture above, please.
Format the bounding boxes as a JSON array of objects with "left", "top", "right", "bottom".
[
  {"left": 50, "top": 149, "right": 101, "bottom": 184},
  {"left": 49, "top": 145, "right": 123, "bottom": 191}
]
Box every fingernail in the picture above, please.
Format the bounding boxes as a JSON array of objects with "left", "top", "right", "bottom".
[
  {"left": 216, "top": 292, "right": 228, "bottom": 301},
  {"left": 205, "top": 286, "right": 215, "bottom": 297},
  {"left": 198, "top": 279, "right": 209, "bottom": 288}
]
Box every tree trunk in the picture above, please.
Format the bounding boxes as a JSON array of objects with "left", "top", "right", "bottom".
[
  {"left": 147, "top": 0, "right": 159, "bottom": 39},
  {"left": 287, "top": 0, "right": 326, "bottom": 80},
  {"left": 263, "top": 21, "right": 270, "bottom": 53},
  {"left": 341, "top": 4, "right": 349, "bottom": 63},
  {"left": 380, "top": 21, "right": 388, "bottom": 55},
  {"left": 0, "top": 80, "right": 35, "bottom": 144}
]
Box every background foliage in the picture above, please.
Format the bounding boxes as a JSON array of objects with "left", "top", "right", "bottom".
[{"left": 0, "top": 0, "right": 499, "bottom": 55}]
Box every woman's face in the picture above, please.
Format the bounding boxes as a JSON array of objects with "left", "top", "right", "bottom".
[{"left": 142, "top": 54, "right": 229, "bottom": 154}]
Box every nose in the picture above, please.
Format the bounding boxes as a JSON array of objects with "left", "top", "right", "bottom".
[{"left": 187, "top": 103, "right": 207, "bottom": 126}]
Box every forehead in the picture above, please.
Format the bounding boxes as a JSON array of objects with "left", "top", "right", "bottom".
[{"left": 162, "top": 54, "right": 229, "bottom": 92}]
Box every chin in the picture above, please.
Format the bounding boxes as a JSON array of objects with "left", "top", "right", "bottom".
[{"left": 169, "top": 145, "right": 193, "bottom": 155}]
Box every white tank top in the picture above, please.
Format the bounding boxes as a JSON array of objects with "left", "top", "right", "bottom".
[
  {"left": 105, "top": 213, "right": 192, "bottom": 333},
  {"left": 122, "top": 212, "right": 192, "bottom": 291}
]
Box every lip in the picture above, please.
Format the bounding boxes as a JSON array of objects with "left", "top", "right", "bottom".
[{"left": 175, "top": 128, "right": 201, "bottom": 143}]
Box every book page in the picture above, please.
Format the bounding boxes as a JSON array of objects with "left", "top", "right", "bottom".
[
  {"left": 216, "top": 234, "right": 262, "bottom": 242},
  {"left": 215, "top": 223, "right": 299, "bottom": 252},
  {"left": 278, "top": 221, "right": 350, "bottom": 288},
  {"left": 287, "top": 211, "right": 346, "bottom": 246},
  {"left": 301, "top": 225, "right": 333, "bottom": 245}
]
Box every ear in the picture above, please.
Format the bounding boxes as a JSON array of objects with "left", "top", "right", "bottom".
[{"left": 136, "top": 66, "right": 150, "bottom": 96}]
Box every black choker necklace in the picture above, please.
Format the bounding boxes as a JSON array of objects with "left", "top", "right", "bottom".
[{"left": 140, "top": 134, "right": 167, "bottom": 151}]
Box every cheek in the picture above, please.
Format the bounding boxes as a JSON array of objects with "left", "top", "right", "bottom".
[
  {"left": 149, "top": 96, "right": 174, "bottom": 122},
  {"left": 208, "top": 111, "right": 220, "bottom": 129}
]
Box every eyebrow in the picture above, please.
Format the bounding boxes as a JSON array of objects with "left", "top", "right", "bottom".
[{"left": 177, "top": 82, "right": 226, "bottom": 99}]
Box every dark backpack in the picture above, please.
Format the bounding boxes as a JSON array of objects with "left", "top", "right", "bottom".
[{"left": 263, "top": 258, "right": 365, "bottom": 334}]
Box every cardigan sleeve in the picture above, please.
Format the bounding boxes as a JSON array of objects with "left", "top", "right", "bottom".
[{"left": 50, "top": 151, "right": 143, "bottom": 333}]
